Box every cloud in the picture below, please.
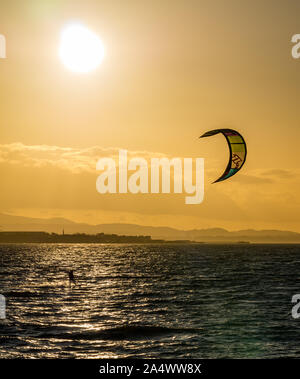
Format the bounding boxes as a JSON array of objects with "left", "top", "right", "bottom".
[
  {"left": 227, "top": 173, "right": 273, "bottom": 184},
  {"left": 262, "top": 169, "right": 297, "bottom": 179},
  {"left": 0, "top": 142, "right": 167, "bottom": 174},
  {"left": 0, "top": 142, "right": 247, "bottom": 221},
  {"left": 215, "top": 169, "right": 300, "bottom": 185}
]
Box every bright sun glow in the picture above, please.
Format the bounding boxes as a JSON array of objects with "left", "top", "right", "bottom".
[{"left": 59, "top": 23, "right": 105, "bottom": 73}]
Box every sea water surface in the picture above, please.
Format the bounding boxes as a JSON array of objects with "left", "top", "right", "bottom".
[{"left": 0, "top": 243, "right": 300, "bottom": 358}]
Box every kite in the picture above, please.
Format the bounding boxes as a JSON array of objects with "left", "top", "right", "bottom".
[{"left": 200, "top": 128, "right": 247, "bottom": 183}]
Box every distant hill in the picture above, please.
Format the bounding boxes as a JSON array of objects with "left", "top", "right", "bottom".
[
  {"left": 0, "top": 231, "right": 162, "bottom": 244},
  {"left": 0, "top": 213, "right": 300, "bottom": 243}
]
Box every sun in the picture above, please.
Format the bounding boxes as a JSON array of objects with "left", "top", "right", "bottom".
[{"left": 59, "top": 23, "right": 105, "bottom": 73}]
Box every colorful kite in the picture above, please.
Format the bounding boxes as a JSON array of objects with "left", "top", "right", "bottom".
[{"left": 200, "top": 128, "right": 247, "bottom": 183}]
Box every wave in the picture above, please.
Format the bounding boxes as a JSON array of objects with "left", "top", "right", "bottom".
[
  {"left": 3, "top": 291, "right": 41, "bottom": 298},
  {"left": 37, "top": 324, "right": 200, "bottom": 341}
]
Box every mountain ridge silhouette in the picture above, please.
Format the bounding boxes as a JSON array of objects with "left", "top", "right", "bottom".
[{"left": 0, "top": 213, "right": 299, "bottom": 243}]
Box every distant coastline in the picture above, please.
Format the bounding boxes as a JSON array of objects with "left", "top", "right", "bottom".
[
  {"left": 1, "top": 213, "right": 300, "bottom": 243},
  {"left": 0, "top": 231, "right": 195, "bottom": 244}
]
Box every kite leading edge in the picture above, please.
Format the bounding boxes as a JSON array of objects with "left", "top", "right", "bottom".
[{"left": 200, "top": 128, "right": 247, "bottom": 183}]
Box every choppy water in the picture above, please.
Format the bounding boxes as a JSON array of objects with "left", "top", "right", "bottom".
[{"left": 0, "top": 243, "right": 300, "bottom": 358}]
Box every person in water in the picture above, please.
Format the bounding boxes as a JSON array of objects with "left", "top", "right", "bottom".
[{"left": 68, "top": 270, "right": 76, "bottom": 286}]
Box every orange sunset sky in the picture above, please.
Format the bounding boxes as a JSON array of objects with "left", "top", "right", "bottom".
[{"left": 0, "top": 0, "right": 300, "bottom": 231}]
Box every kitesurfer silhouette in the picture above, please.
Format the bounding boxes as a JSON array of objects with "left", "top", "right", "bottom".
[{"left": 68, "top": 270, "right": 76, "bottom": 286}]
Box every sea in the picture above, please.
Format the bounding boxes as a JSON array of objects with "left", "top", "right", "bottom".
[{"left": 0, "top": 243, "right": 300, "bottom": 358}]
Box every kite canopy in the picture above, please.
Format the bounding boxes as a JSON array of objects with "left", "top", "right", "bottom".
[{"left": 200, "top": 128, "right": 247, "bottom": 183}]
